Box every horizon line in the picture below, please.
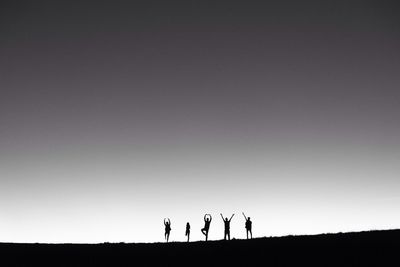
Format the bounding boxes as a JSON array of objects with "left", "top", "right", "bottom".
[{"left": 2, "top": 228, "right": 399, "bottom": 245}]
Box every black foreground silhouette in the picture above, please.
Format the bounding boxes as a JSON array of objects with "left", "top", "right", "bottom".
[
  {"left": 242, "top": 212, "right": 252, "bottom": 239},
  {"left": 201, "top": 214, "right": 212, "bottom": 241},
  {"left": 185, "top": 222, "right": 190, "bottom": 242},
  {"left": 164, "top": 218, "right": 171, "bottom": 242},
  {"left": 1, "top": 229, "right": 399, "bottom": 267},
  {"left": 220, "top": 213, "right": 234, "bottom": 240}
]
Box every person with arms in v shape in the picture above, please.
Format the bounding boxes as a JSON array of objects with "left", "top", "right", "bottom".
[{"left": 220, "top": 213, "right": 234, "bottom": 240}]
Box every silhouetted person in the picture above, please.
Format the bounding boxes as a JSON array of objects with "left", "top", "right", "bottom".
[
  {"left": 220, "top": 213, "right": 234, "bottom": 240},
  {"left": 164, "top": 218, "right": 171, "bottom": 242},
  {"left": 242, "top": 212, "right": 252, "bottom": 239},
  {"left": 185, "top": 222, "right": 190, "bottom": 242},
  {"left": 201, "top": 214, "right": 212, "bottom": 241}
]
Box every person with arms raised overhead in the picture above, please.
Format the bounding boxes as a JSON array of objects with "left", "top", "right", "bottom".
[
  {"left": 164, "top": 218, "right": 171, "bottom": 242},
  {"left": 242, "top": 212, "right": 252, "bottom": 239},
  {"left": 220, "top": 213, "right": 234, "bottom": 240},
  {"left": 201, "top": 214, "right": 212, "bottom": 241}
]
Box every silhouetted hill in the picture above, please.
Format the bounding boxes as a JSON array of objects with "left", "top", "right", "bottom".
[{"left": 1, "top": 229, "right": 399, "bottom": 266}]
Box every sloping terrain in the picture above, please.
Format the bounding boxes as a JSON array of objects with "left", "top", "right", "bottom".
[{"left": 1, "top": 229, "right": 399, "bottom": 266}]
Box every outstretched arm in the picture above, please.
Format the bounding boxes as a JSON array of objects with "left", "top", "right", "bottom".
[
  {"left": 242, "top": 212, "right": 247, "bottom": 219},
  {"left": 168, "top": 218, "right": 171, "bottom": 225},
  {"left": 164, "top": 218, "right": 167, "bottom": 226},
  {"left": 209, "top": 214, "right": 212, "bottom": 221},
  {"left": 220, "top": 213, "right": 224, "bottom": 220},
  {"left": 230, "top": 214, "right": 235, "bottom": 221}
]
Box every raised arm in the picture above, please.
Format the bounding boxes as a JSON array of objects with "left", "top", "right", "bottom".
[
  {"left": 168, "top": 218, "right": 171, "bottom": 225},
  {"left": 242, "top": 212, "right": 247, "bottom": 220},
  {"left": 229, "top": 214, "right": 235, "bottom": 221},
  {"left": 164, "top": 218, "right": 167, "bottom": 226},
  {"left": 220, "top": 213, "right": 224, "bottom": 220}
]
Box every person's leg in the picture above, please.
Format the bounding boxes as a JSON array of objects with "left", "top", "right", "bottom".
[
  {"left": 246, "top": 230, "right": 248, "bottom": 239},
  {"left": 228, "top": 231, "right": 230, "bottom": 240}
]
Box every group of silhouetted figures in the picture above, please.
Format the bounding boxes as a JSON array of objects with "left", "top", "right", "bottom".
[{"left": 164, "top": 212, "right": 252, "bottom": 242}]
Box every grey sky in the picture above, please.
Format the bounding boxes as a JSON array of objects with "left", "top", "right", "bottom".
[{"left": 1, "top": 1, "right": 400, "bottom": 243}]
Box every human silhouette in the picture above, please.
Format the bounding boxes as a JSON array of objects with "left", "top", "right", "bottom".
[
  {"left": 201, "top": 214, "right": 212, "bottom": 241},
  {"left": 220, "top": 213, "right": 234, "bottom": 240},
  {"left": 185, "top": 222, "right": 191, "bottom": 242},
  {"left": 242, "top": 212, "right": 252, "bottom": 239},
  {"left": 164, "top": 218, "right": 171, "bottom": 242}
]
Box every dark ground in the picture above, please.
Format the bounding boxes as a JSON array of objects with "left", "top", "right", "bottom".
[{"left": 1, "top": 229, "right": 399, "bottom": 266}]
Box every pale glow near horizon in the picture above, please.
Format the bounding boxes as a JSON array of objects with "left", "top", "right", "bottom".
[{"left": 1, "top": 143, "right": 399, "bottom": 243}]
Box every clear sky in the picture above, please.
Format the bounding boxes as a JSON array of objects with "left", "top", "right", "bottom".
[{"left": 1, "top": 1, "right": 400, "bottom": 243}]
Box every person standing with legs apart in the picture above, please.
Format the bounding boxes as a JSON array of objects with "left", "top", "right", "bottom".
[
  {"left": 201, "top": 214, "right": 212, "bottom": 241},
  {"left": 242, "top": 212, "right": 252, "bottom": 239},
  {"left": 185, "top": 222, "right": 191, "bottom": 242},
  {"left": 164, "top": 218, "right": 171, "bottom": 242},
  {"left": 220, "top": 213, "right": 234, "bottom": 240}
]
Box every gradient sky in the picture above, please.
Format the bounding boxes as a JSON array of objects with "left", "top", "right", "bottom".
[{"left": 1, "top": 1, "right": 400, "bottom": 243}]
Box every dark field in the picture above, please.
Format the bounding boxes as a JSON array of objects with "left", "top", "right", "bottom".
[{"left": 1, "top": 229, "right": 399, "bottom": 266}]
